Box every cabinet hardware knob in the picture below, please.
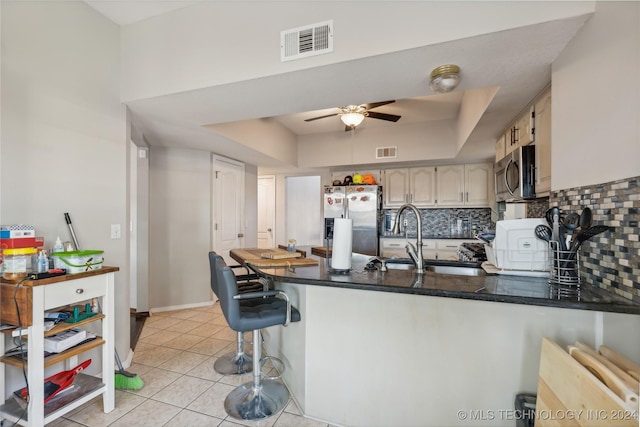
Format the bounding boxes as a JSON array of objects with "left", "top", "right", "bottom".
[
  {"left": 76, "top": 288, "right": 84, "bottom": 294},
  {"left": 237, "top": 233, "right": 244, "bottom": 238}
]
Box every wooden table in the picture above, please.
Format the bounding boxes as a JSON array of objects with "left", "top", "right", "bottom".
[{"left": 229, "top": 248, "right": 318, "bottom": 268}]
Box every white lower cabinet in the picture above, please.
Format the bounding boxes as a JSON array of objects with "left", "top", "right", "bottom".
[{"left": 380, "top": 238, "right": 474, "bottom": 260}]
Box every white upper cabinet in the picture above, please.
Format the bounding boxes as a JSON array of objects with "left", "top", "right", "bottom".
[
  {"left": 533, "top": 86, "right": 552, "bottom": 195},
  {"left": 436, "top": 165, "right": 465, "bottom": 206},
  {"left": 383, "top": 168, "right": 410, "bottom": 207},
  {"left": 409, "top": 167, "right": 437, "bottom": 207},
  {"left": 383, "top": 167, "right": 436, "bottom": 208},
  {"left": 384, "top": 163, "right": 492, "bottom": 208},
  {"left": 436, "top": 163, "right": 493, "bottom": 207},
  {"left": 464, "top": 163, "right": 493, "bottom": 207}
]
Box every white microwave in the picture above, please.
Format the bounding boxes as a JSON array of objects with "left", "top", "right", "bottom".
[{"left": 495, "top": 145, "right": 536, "bottom": 202}]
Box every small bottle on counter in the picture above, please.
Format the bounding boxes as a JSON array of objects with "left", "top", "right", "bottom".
[
  {"left": 52, "top": 236, "right": 64, "bottom": 269},
  {"left": 37, "top": 250, "right": 48, "bottom": 273}
]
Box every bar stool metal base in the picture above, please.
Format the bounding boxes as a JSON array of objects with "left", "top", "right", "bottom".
[
  {"left": 214, "top": 331, "right": 253, "bottom": 375},
  {"left": 214, "top": 350, "right": 252, "bottom": 376},
  {"left": 224, "top": 380, "right": 289, "bottom": 420},
  {"left": 224, "top": 329, "right": 289, "bottom": 421}
]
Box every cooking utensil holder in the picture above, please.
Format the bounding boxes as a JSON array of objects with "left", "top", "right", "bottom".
[{"left": 548, "top": 241, "right": 581, "bottom": 287}]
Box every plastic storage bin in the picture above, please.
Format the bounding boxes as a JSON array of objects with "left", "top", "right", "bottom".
[
  {"left": 2, "top": 247, "right": 37, "bottom": 279},
  {"left": 51, "top": 250, "right": 104, "bottom": 273}
]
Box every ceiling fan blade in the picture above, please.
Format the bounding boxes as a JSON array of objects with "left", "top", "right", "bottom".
[
  {"left": 367, "top": 111, "right": 401, "bottom": 122},
  {"left": 362, "top": 100, "right": 395, "bottom": 110},
  {"left": 304, "top": 113, "right": 339, "bottom": 122}
]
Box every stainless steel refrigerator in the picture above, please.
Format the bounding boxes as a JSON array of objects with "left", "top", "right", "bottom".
[{"left": 323, "top": 185, "right": 382, "bottom": 256}]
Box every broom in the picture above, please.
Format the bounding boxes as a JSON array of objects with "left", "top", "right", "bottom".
[
  {"left": 114, "top": 347, "right": 144, "bottom": 390},
  {"left": 64, "top": 212, "right": 144, "bottom": 391}
]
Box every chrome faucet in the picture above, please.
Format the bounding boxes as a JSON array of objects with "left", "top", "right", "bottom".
[{"left": 391, "top": 203, "right": 425, "bottom": 274}]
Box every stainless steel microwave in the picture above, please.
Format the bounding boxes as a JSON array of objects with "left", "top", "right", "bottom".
[{"left": 495, "top": 145, "right": 536, "bottom": 202}]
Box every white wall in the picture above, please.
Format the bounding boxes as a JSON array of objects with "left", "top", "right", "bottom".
[
  {"left": 552, "top": 1, "right": 640, "bottom": 190},
  {"left": 148, "top": 146, "right": 213, "bottom": 309},
  {"left": 1, "top": 1, "right": 129, "bottom": 355}
]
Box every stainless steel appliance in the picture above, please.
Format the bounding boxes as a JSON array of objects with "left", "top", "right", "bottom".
[
  {"left": 495, "top": 145, "right": 536, "bottom": 202},
  {"left": 323, "top": 185, "right": 381, "bottom": 256}
]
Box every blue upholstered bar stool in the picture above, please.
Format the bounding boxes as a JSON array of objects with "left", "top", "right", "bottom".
[
  {"left": 213, "top": 256, "right": 301, "bottom": 421},
  {"left": 208, "top": 252, "right": 266, "bottom": 375}
]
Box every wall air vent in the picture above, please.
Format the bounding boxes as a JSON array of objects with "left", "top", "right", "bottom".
[
  {"left": 280, "top": 20, "right": 333, "bottom": 62},
  {"left": 376, "top": 146, "right": 397, "bottom": 159}
]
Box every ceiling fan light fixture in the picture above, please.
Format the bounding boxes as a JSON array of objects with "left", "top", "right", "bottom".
[
  {"left": 341, "top": 112, "right": 366, "bottom": 127},
  {"left": 429, "top": 64, "right": 461, "bottom": 93}
]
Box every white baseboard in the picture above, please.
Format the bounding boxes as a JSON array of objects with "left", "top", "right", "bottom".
[{"left": 149, "top": 299, "right": 215, "bottom": 315}]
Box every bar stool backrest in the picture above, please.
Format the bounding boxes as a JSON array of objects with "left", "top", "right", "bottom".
[{"left": 214, "top": 256, "right": 243, "bottom": 330}]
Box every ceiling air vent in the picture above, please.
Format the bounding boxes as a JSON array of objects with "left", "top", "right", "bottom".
[
  {"left": 280, "top": 20, "right": 333, "bottom": 62},
  {"left": 376, "top": 146, "right": 397, "bottom": 159}
]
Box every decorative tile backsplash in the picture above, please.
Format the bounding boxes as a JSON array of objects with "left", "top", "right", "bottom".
[
  {"left": 551, "top": 176, "right": 640, "bottom": 303},
  {"left": 381, "top": 208, "right": 493, "bottom": 238}
]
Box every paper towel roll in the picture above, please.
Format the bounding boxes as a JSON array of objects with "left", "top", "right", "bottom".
[{"left": 331, "top": 218, "right": 353, "bottom": 271}]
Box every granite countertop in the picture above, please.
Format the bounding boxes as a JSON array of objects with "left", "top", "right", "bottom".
[{"left": 248, "top": 250, "right": 640, "bottom": 315}]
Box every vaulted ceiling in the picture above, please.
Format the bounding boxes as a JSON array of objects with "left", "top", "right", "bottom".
[{"left": 85, "top": 1, "right": 593, "bottom": 173}]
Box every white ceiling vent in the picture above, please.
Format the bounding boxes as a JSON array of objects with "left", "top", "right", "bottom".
[
  {"left": 376, "top": 146, "right": 397, "bottom": 159},
  {"left": 281, "top": 20, "right": 333, "bottom": 62}
]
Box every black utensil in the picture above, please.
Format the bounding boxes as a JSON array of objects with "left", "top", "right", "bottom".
[
  {"left": 569, "top": 225, "right": 614, "bottom": 254},
  {"left": 535, "top": 224, "right": 552, "bottom": 242},
  {"left": 579, "top": 207, "right": 592, "bottom": 231},
  {"left": 563, "top": 213, "right": 580, "bottom": 249},
  {"left": 560, "top": 225, "right": 614, "bottom": 271}
]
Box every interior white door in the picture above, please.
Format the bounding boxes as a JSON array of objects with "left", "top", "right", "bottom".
[
  {"left": 213, "top": 157, "right": 244, "bottom": 264},
  {"left": 257, "top": 175, "right": 275, "bottom": 248}
]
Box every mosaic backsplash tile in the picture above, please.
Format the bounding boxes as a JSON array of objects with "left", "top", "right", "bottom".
[
  {"left": 381, "top": 208, "right": 493, "bottom": 239},
  {"left": 551, "top": 176, "right": 640, "bottom": 304}
]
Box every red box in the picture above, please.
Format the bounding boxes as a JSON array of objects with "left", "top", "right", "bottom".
[{"left": 1, "top": 237, "right": 45, "bottom": 250}]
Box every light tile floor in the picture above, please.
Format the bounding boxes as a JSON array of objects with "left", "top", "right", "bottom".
[{"left": 48, "top": 303, "right": 331, "bottom": 427}]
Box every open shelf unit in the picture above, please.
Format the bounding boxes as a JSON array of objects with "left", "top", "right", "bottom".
[{"left": 0, "top": 268, "right": 117, "bottom": 426}]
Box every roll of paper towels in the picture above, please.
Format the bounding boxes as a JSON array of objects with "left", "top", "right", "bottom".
[{"left": 331, "top": 218, "right": 353, "bottom": 271}]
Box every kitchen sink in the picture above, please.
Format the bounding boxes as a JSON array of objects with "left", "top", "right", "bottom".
[
  {"left": 426, "top": 264, "right": 486, "bottom": 276},
  {"left": 382, "top": 260, "right": 485, "bottom": 276},
  {"left": 385, "top": 262, "right": 416, "bottom": 271}
]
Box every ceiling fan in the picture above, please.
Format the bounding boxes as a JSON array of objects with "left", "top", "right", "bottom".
[{"left": 304, "top": 100, "right": 401, "bottom": 131}]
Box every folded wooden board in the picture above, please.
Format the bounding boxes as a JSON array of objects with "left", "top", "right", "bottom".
[
  {"left": 537, "top": 337, "right": 637, "bottom": 427},
  {"left": 247, "top": 257, "right": 318, "bottom": 268}
]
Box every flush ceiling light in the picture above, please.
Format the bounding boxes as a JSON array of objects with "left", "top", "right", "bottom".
[
  {"left": 340, "top": 105, "right": 367, "bottom": 127},
  {"left": 429, "top": 64, "right": 461, "bottom": 93}
]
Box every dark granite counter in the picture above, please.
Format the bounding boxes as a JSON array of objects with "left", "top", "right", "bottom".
[{"left": 248, "top": 250, "right": 640, "bottom": 315}]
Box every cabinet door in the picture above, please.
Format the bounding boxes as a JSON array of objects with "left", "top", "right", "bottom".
[
  {"left": 464, "top": 163, "right": 492, "bottom": 207},
  {"left": 505, "top": 125, "right": 519, "bottom": 156},
  {"left": 517, "top": 107, "right": 534, "bottom": 146},
  {"left": 436, "top": 165, "right": 465, "bottom": 206},
  {"left": 422, "top": 239, "right": 437, "bottom": 260},
  {"left": 383, "top": 169, "right": 410, "bottom": 207},
  {"left": 409, "top": 167, "right": 436, "bottom": 207},
  {"left": 495, "top": 134, "right": 506, "bottom": 162},
  {"left": 534, "top": 88, "right": 551, "bottom": 194}
]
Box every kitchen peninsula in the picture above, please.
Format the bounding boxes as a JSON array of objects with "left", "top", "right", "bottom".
[{"left": 235, "top": 249, "right": 640, "bottom": 427}]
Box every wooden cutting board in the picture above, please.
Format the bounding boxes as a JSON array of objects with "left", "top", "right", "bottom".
[
  {"left": 311, "top": 246, "right": 332, "bottom": 258},
  {"left": 259, "top": 248, "right": 302, "bottom": 259},
  {"left": 247, "top": 257, "right": 318, "bottom": 268},
  {"left": 230, "top": 248, "right": 318, "bottom": 268}
]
